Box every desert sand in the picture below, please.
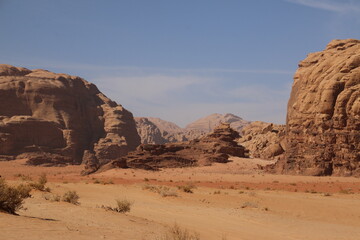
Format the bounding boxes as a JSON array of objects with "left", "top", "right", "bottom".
[{"left": 1, "top": 157, "right": 360, "bottom": 240}]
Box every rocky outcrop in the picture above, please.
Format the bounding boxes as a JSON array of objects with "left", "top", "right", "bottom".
[
  {"left": 275, "top": 39, "right": 360, "bottom": 176},
  {"left": 239, "top": 121, "right": 286, "bottom": 160},
  {"left": 135, "top": 113, "right": 250, "bottom": 144},
  {"left": 103, "top": 123, "right": 247, "bottom": 170},
  {"left": 0, "top": 64, "right": 140, "bottom": 171}
]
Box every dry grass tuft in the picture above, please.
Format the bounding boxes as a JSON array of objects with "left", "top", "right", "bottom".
[
  {"left": 102, "top": 199, "right": 133, "bottom": 213},
  {"left": 156, "top": 224, "right": 200, "bottom": 240},
  {"left": 29, "top": 173, "right": 49, "bottom": 192}
]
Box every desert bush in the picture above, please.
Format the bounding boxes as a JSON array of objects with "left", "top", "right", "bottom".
[
  {"left": 115, "top": 199, "right": 132, "bottom": 213},
  {"left": 0, "top": 178, "right": 31, "bottom": 214},
  {"left": 143, "top": 184, "right": 178, "bottom": 197},
  {"left": 156, "top": 224, "right": 200, "bottom": 240},
  {"left": 177, "top": 184, "right": 195, "bottom": 193},
  {"left": 103, "top": 199, "right": 132, "bottom": 213},
  {"left": 30, "top": 173, "right": 48, "bottom": 191},
  {"left": 62, "top": 190, "right": 80, "bottom": 205}
]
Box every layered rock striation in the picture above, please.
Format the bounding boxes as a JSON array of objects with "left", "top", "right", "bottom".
[
  {"left": 103, "top": 123, "right": 247, "bottom": 171},
  {"left": 276, "top": 39, "right": 360, "bottom": 176},
  {"left": 0, "top": 64, "right": 140, "bottom": 172}
]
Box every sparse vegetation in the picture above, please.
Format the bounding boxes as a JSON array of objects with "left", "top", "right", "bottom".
[
  {"left": 44, "top": 193, "right": 61, "bottom": 202},
  {"left": 241, "top": 201, "right": 258, "bottom": 209},
  {"left": 177, "top": 184, "right": 195, "bottom": 193},
  {"left": 0, "top": 178, "right": 31, "bottom": 214},
  {"left": 142, "top": 184, "right": 178, "bottom": 197},
  {"left": 14, "top": 173, "right": 33, "bottom": 181},
  {"left": 102, "top": 199, "right": 132, "bottom": 213},
  {"left": 62, "top": 190, "right": 80, "bottom": 205},
  {"left": 29, "top": 173, "right": 48, "bottom": 191},
  {"left": 156, "top": 224, "right": 200, "bottom": 240}
]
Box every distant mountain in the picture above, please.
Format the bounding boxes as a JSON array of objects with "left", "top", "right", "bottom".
[
  {"left": 185, "top": 113, "right": 250, "bottom": 133},
  {"left": 135, "top": 113, "right": 251, "bottom": 144}
]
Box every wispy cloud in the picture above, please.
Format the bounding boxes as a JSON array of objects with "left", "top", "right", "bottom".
[{"left": 285, "top": 0, "right": 360, "bottom": 14}]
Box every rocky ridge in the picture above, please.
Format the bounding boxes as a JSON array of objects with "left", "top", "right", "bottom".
[
  {"left": 102, "top": 123, "right": 247, "bottom": 171},
  {"left": 0, "top": 64, "right": 140, "bottom": 173}
]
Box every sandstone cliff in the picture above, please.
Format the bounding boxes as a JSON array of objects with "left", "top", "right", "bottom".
[
  {"left": 275, "top": 39, "right": 360, "bottom": 176},
  {"left": 0, "top": 64, "right": 140, "bottom": 172}
]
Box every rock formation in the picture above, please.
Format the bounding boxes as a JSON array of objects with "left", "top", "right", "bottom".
[
  {"left": 103, "top": 123, "right": 247, "bottom": 171},
  {"left": 185, "top": 113, "right": 250, "bottom": 133},
  {"left": 239, "top": 121, "right": 286, "bottom": 160},
  {"left": 135, "top": 113, "right": 250, "bottom": 144},
  {"left": 275, "top": 39, "right": 360, "bottom": 176},
  {"left": 0, "top": 64, "right": 140, "bottom": 173},
  {"left": 135, "top": 117, "right": 187, "bottom": 144}
]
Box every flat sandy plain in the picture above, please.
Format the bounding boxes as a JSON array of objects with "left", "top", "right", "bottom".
[{"left": 1, "top": 157, "right": 360, "bottom": 240}]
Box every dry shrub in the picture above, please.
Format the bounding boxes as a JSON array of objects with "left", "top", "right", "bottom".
[
  {"left": 44, "top": 193, "right": 61, "bottom": 202},
  {"left": 30, "top": 173, "right": 49, "bottom": 191},
  {"left": 143, "top": 184, "right": 178, "bottom": 197},
  {"left": 177, "top": 184, "right": 195, "bottom": 193},
  {"left": 62, "top": 190, "right": 79, "bottom": 205},
  {"left": 157, "top": 224, "right": 200, "bottom": 240},
  {"left": 102, "top": 199, "right": 132, "bottom": 213},
  {"left": 0, "top": 178, "right": 31, "bottom": 214}
]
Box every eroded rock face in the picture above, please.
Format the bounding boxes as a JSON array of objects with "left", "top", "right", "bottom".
[
  {"left": 103, "top": 123, "right": 247, "bottom": 170},
  {"left": 135, "top": 113, "right": 250, "bottom": 144},
  {"left": 0, "top": 64, "right": 140, "bottom": 170},
  {"left": 276, "top": 39, "right": 360, "bottom": 176},
  {"left": 239, "top": 121, "right": 286, "bottom": 160}
]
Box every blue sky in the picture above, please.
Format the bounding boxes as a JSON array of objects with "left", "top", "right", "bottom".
[{"left": 1, "top": 0, "right": 359, "bottom": 127}]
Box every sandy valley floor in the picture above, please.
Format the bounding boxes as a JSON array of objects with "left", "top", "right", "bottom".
[{"left": 1, "top": 157, "right": 360, "bottom": 240}]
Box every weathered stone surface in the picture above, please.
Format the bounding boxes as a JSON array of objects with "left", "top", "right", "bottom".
[
  {"left": 0, "top": 64, "right": 140, "bottom": 168},
  {"left": 103, "top": 123, "right": 247, "bottom": 171},
  {"left": 238, "top": 121, "right": 286, "bottom": 160},
  {"left": 275, "top": 39, "right": 360, "bottom": 176},
  {"left": 135, "top": 113, "right": 250, "bottom": 144}
]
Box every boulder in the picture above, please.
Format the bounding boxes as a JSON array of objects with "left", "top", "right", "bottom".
[{"left": 238, "top": 121, "right": 286, "bottom": 160}]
